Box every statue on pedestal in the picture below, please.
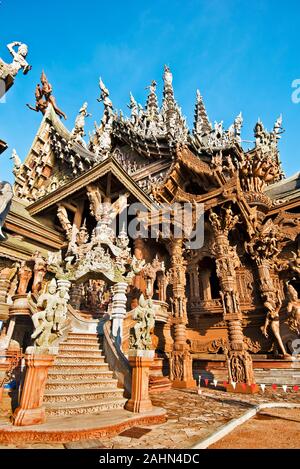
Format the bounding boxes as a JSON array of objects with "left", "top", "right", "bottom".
[
  {"left": 129, "top": 294, "right": 155, "bottom": 350},
  {"left": 31, "top": 278, "right": 69, "bottom": 352}
]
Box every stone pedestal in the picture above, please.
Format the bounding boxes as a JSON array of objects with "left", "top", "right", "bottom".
[
  {"left": 126, "top": 350, "right": 154, "bottom": 413},
  {"left": 171, "top": 351, "right": 197, "bottom": 389},
  {"left": 13, "top": 353, "right": 54, "bottom": 426}
]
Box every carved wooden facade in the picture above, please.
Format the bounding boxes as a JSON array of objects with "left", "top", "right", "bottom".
[{"left": 1, "top": 65, "right": 300, "bottom": 386}]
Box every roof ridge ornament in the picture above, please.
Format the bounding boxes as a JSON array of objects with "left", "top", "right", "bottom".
[
  {"left": 145, "top": 80, "right": 159, "bottom": 120},
  {"left": 26, "top": 71, "right": 67, "bottom": 120},
  {"left": 70, "top": 102, "right": 91, "bottom": 148}
]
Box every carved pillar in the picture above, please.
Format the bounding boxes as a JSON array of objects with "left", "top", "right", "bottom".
[
  {"left": 17, "top": 263, "right": 32, "bottom": 295},
  {"left": 169, "top": 239, "right": 196, "bottom": 388},
  {"left": 31, "top": 253, "right": 47, "bottom": 295},
  {"left": 131, "top": 238, "right": 146, "bottom": 308},
  {"left": 208, "top": 206, "right": 257, "bottom": 393},
  {"left": 188, "top": 264, "right": 200, "bottom": 299},
  {"left": 111, "top": 282, "right": 128, "bottom": 347},
  {"left": 214, "top": 233, "right": 256, "bottom": 390},
  {"left": 0, "top": 268, "right": 13, "bottom": 303},
  {"left": 126, "top": 349, "right": 154, "bottom": 413},
  {"left": 69, "top": 284, "right": 82, "bottom": 310},
  {"left": 13, "top": 352, "right": 54, "bottom": 426}
]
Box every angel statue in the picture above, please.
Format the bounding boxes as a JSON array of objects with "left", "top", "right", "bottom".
[
  {"left": 0, "top": 182, "right": 13, "bottom": 240},
  {"left": 0, "top": 41, "right": 31, "bottom": 80}
]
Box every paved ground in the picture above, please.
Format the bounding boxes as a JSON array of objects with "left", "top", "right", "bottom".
[{"left": 0, "top": 387, "right": 299, "bottom": 449}]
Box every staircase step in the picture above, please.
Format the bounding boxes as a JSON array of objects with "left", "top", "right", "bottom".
[
  {"left": 63, "top": 338, "right": 101, "bottom": 346},
  {"left": 54, "top": 355, "right": 105, "bottom": 364},
  {"left": 46, "top": 378, "right": 118, "bottom": 391},
  {"left": 67, "top": 333, "right": 100, "bottom": 340},
  {"left": 56, "top": 349, "right": 103, "bottom": 357},
  {"left": 60, "top": 343, "right": 103, "bottom": 351},
  {"left": 45, "top": 397, "right": 127, "bottom": 416},
  {"left": 48, "top": 370, "right": 114, "bottom": 381},
  {"left": 44, "top": 387, "right": 124, "bottom": 403},
  {"left": 50, "top": 363, "right": 109, "bottom": 373}
]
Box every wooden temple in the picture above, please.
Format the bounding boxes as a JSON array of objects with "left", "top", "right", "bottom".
[{"left": 1, "top": 53, "right": 300, "bottom": 430}]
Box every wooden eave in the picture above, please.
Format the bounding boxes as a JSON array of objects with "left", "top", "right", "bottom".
[
  {"left": 4, "top": 200, "right": 65, "bottom": 249},
  {"left": 267, "top": 195, "right": 300, "bottom": 216},
  {"left": 27, "top": 156, "right": 155, "bottom": 216}
]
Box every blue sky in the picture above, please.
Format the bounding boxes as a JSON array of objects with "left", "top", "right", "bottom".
[{"left": 1, "top": 0, "right": 300, "bottom": 183}]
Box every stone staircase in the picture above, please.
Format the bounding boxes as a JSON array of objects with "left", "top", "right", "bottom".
[{"left": 44, "top": 332, "right": 127, "bottom": 416}]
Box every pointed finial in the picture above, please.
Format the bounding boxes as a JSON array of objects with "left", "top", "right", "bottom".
[{"left": 193, "top": 89, "right": 211, "bottom": 135}]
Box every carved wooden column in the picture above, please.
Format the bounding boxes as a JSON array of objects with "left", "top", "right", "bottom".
[
  {"left": 4, "top": 263, "right": 32, "bottom": 349},
  {"left": 169, "top": 239, "right": 196, "bottom": 388},
  {"left": 69, "top": 284, "right": 82, "bottom": 310},
  {"left": 0, "top": 268, "right": 13, "bottom": 303},
  {"left": 210, "top": 208, "right": 257, "bottom": 392},
  {"left": 131, "top": 237, "right": 146, "bottom": 308},
  {"left": 111, "top": 282, "right": 128, "bottom": 347},
  {"left": 188, "top": 264, "right": 200, "bottom": 300},
  {"left": 247, "top": 225, "right": 289, "bottom": 357}
]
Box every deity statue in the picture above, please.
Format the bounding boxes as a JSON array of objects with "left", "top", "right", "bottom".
[
  {"left": 129, "top": 294, "right": 156, "bottom": 350},
  {"left": 261, "top": 294, "right": 289, "bottom": 357},
  {"left": 0, "top": 182, "right": 13, "bottom": 240},
  {"left": 31, "top": 278, "right": 69, "bottom": 351},
  {"left": 0, "top": 42, "right": 31, "bottom": 80},
  {"left": 31, "top": 251, "right": 47, "bottom": 294},
  {"left": 27, "top": 71, "right": 67, "bottom": 120}
]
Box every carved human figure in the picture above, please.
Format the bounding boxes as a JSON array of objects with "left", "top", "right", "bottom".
[
  {"left": 31, "top": 279, "right": 58, "bottom": 345},
  {"left": 0, "top": 42, "right": 31, "bottom": 79},
  {"left": 261, "top": 297, "right": 289, "bottom": 357},
  {"left": 130, "top": 294, "right": 156, "bottom": 350},
  {"left": 27, "top": 71, "right": 67, "bottom": 119},
  {"left": 286, "top": 283, "right": 300, "bottom": 336},
  {"left": 17, "top": 261, "right": 32, "bottom": 295},
  {"left": 32, "top": 251, "right": 47, "bottom": 295}
]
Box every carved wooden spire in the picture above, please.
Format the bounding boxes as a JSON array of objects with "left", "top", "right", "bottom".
[
  {"left": 161, "top": 65, "right": 188, "bottom": 141},
  {"left": 193, "top": 89, "right": 212, "bottom": 135},
  {"left": 145, "top": 80, "right": 159, "bottom": 120}
]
